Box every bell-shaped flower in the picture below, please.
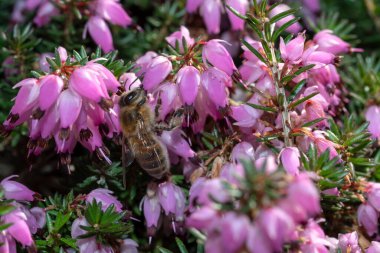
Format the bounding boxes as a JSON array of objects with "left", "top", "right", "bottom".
[
  {"left": 142, "top": 194, "right": 161, "bottom": 229},
  {"left": 246, "top": 224, "right": 273, "bottom": 253},
  {"left": 280, "top": 34, "right": 305, "bottom": 64},
  {"left": 160, "top": 129, "right": 195, "bottom": 159},
  {"left": 86, "top": 16, "right": 114, "bottom": 53},
  {"left": 337, "top": 231, "right": 361, "bottom": 253},
  {"left": 86, "top": 188, "right": 123, "bottom": 212},
  {"left": 186, "top": 206, "right": 218, "bottom": 230},
  {"left": 38, "top": 75, "right": 64, "bottom": 111},
  {"left": 269, "top": 4, "right": 302, "bottom": 33},
  {"left": 10, "top": 78, "right": 40, "bottom": 118},
  {"left": 25, "top": 207, "right": 46, "bottom": 234},
  {"left": 57, "top": 89, "right": 82, "bottom": 129},
  {"left": 158, "top": 182, "right": 177, "bottom": 215},
  {"left": 219, "top": 213, "right": 250, "bottom": 252},
  {"left": 142, "top": 56, "right": 172, "bottom": 92},
  {"left": 231, "top": 142, "right": 255, "bottom": 163},
  {"left": 226, "top": 0, "right": 248, "bottom": 30},
  {"left": 3, "top": 209, "right": 33, "bottom": 247},
  {"left": 231, "top": 104, "right": 262, "bottom": 128},
  {"left": 186, "top": 0, "right": 203, "bottom": 13},
  {"left": 176, "top": 66, "right": 200, "bottom": 105},
  {"left": 365, "top": 105, "right": 380, "bottom": 139},
  {"left": 34, "top": 2, "right": 59, "bottom": 27},
  {"left": 166, "top": 26, "right": 194, "bottom": 53},
  {"left": 200, "top": 0, "right": 222, "bottom": 34},
  {"left": 0, "top": 175, "right": 35, "bottom": 201},
  {"left": 357, "top": 203, "right": 378, "bottom": 236},
  {"left": 304, "top": 100, "right": 326, "bottom": 127},
  {"left": 314, "top": 30, "right": 350, "bottom": 55},
  {"left": 279, "top": 147, "right": 301, "bottom": 175},
  {"left": 86, "top": 62, "right": 120, "bottom": 93},
  {"left": 314, "top": 137, "right": 339, "bottom": 159},
  {"left": 257, "top": 207, "right": 295, "bottom": 251},
  {"left": 287, "top": 174, "right": 321, "bottom": 216},
  {"left": 156, "top": 82, "right": 179, "bottom": 120},
  {"left": 202, "top": 40, "right": 236, "bottom": 75},
  {"left": 120, "top": 239, "right": 139, "bottom": 253},
  {"left": 302, "top": 46, "right": 335, "bottom": 67},
  {"left": 120, "top": 72, "right": 141, "bottom": 90},
  {"left": 368, "top": 183, "right": 380, "bottom": 211},
  {"left": 135, "top": 51, "right": 158, "bottom": 76},
  {"left": 96, "top": 0, "right": 132, "bottom": 28},
  {"left": 201, "top": 67, "right": 230, "bottom": 108},
  {"left": 367, "top": 241, "right": 380, "bottom": 253}
]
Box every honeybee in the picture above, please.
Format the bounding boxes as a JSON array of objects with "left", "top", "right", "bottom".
[{"left": 119, "top": 87, "right": 172, "bottom": 180}]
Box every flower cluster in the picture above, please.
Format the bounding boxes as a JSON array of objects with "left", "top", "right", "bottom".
[
  {"left": 186, "top": 152, "right": 330, "bottom": 253},
  {"left": 72, "top": 188, "right": 138, "bottom": 253},
  {"left": 0, "top": 176, "right": 45, "bottom": 252},
  {"left": 11, "top": 0, "right": 132, "bottom": 52},
  {"left": 2, "top": 47, "right": 122, "bottom": 166},
  {"left": 141, "top": 181, "right": 186, "bottom": 240},
  {"left": 136, "top": 26, "right": 236, "bottom": 133},
  {"left": 357, "top": 182, "right": 380, "bottom": 238}
]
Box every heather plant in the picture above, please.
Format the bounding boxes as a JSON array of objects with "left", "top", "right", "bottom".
[{"left": 1, "top": 0, "right": 380, "bottom": 253}]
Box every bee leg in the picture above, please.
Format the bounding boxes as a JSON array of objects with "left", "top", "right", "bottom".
[
  {"left": 154, "top": 91, "right": 163, "bottom": 119},
  {"left": 154, "top": 108, "right": 184, "bottom": 131},
  {"left": 122, "top": 136, "right": 135, "bottom": 188}
]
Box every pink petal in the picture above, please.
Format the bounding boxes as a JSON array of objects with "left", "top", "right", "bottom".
[
  {"left": 57, "top": 89, "right": 82, "bottom": 128},
  {"left": 177, "top": 66, "right": 200, "bottom": 105},
  {"left": 200, "top": 0, "right": 221, "bottom": 34},
  {"left": 38, "top": 75, "right": 64, "bottom": 111},
  {"left": 87, "top": 16, "right": 114, "bottom": 53},
  {"left": 96, "top": 1, "right": 132, "bottom": 27}
]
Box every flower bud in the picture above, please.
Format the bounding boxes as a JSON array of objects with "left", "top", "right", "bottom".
[
  {"left": 87, "top": 16, "right": 114, "bottom": 53},
  {"left": 203, "top": 40, "right": 236, "bottom": 75},
  {"left": 357, "top": 203, "right": 378, "bottom": 236},
  {"left": 86, "top": 188, "right": 123, "bottom": 212},
  {"left": 38, "top": 75, "right": 64, "bottom": 111},
  {"left": 143, "top": 56, "right": 172, "bottom": 92},
  {"left": 313, "top": 30, "right": 350, "bottom": 55},
  {"left": 226, "top": 0, "right": 249, "bottom": 30},
  {"left": 279, "top": 147, "right": 301, "bottom": 175},
  {"left": 280, "top": 34, "right": 305, "bottom": 64},
  {"left": 201, "top": 67, "right": 231, "bottom": 108},
  {"left": 177, "top": 66, "right": 200, "bottom": 105},
  {"left": 166, "top": 26, "right": 194, "bottom": 53},
  {"left": 0, "top": 176, "right": 35, "bottom": 201}
]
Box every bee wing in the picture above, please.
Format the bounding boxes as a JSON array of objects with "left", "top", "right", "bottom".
[{"left": 122, "top": 136, "right": 135, "bottom": 188}]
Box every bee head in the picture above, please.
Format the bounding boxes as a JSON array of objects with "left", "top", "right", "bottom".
[{"left": 119, "top": 87, "right": 146, "bottom": 108}]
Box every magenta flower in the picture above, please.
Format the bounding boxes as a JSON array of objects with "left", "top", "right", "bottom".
[
  {"left": 337, "top": 231, "right": 361, "bottom": 253},
  {"left": 34, "top": 1, "right": 59, "bottom": 27},
  {"left": 246, "top": 224, "right": 273, "bottom": 253},
  {"left": 314, "top": 30, "right": 350, "bottom": 55},
  {"left": 231, "top": 142, "right": 255, "bottom": 163},
  {"left": 166, "top": 26, "right": 194, "bottom": 53},
  {"left": 134, "top": 51, "right": 158, "bottom": 76},
  {"left": 186, "top": 0, "right": 203, "bottom": 13},
  {"left": 365, "top": 105, "right": 380, "bottom": 139},
  {"left": 142, "top": 56, "right": 172, "bottom": 92},
  {"left": 86, "top": 16, "right": 114, "bottom": 53},
  {"left": 366, "top": 183, "right": 380, "bottom": 211},
  {"left": 280, "top": 34, "right": 305, "bottom": 64},
  {"left": 186, "top": 206, "right": 218, "bottom": 230},
  {"left": 202, "top": 40, "right": 237, "bottom": 76},
  {"left": 200, "top": 0, "right": 222, "bottom": 34},
  {"left": 367, "top": 241, "right": 380, "bottom": 253},
  {"left": 219, "top": 213, "right": 250, "bottom": 252},
  {"left": 142, "top": 194, "right": 161, "bottom": 232},
  {"left": 357, "top": 203, "right": 378, "bottom": 236},
  {"left": 226, "top": 0, "right": 249, "bottom": 30},
  {"left": 176, "top": 66, "right": 200, "bottom": 105},
  {"left": 2, "top": 209, "right": 34, "bottom": 247},
  {"left": 279, "top": 147, "right": 301, "bottom": 175},
  {"left": 201, "top": 67, "right": 231, "bottom": 109},
  {"left": 86, "top": 188, "right": 123, "bottom": 212},
  {"left": 0, "top": 175, "right": 35, "bottom": 201},
  {"left": 269, "top": 4, "right": 302, "bottom": 33},
  {"left": 257, "top": 207, "right": 295, "bottom": 251},
  {"left": 160, "top": 129, "right": 196, "bottom": 160},
  {"left": 95, "top": 0, "right": 132, "bottom": 28}
]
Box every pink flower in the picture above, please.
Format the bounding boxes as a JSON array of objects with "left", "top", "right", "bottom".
[
  {"left": 120, "top": 239, "right": 138, "bottom": 253},
  {"left": 95, "top": 0, "right": 132, "bottom": 27},
  {"left": 367, "top": 241, "right": 380, "bottom": 253},
  {"left": 338, "top": 231, "right": 361, "bottom": 253},
  {"left": 34, "top": 2, "right": 59, "bottom": 27},
  {"left": 357, "top": 203, "right": 378, "bottom": 236},
  {"left": 280, "top": 34, "right": 305, "bottom": 64},
  {"left": 186, "top": 0, "right": 203, "bottom": 13},
  {"left": 279, "top": 147, "right": 301, "bottom": 175},
  {"left": 9, "top": 78, "right": 40, "bottom": 120},
  {"left": 142, "top": 194, "right": 161, "bottom": 229},
  {"left": 2, "top": 209, "right": 33, "bottom": 247},
  {"left": 166, "top": 26, "right": 194, "bottom": 53},
  {"left": 365, "top": 105, "right": 380, "bottom": 139},
  {"left": 186, "top": 206, "right": 218, "bottom": 230},
  {"left": 231, "top": 142, "right": 255, "bottom": 163},
  {"left": 304, "top": 100, "right": 326, "bottom": 127},
  {"left": 246, "top": 224, "right": 273, "bottom": 253},
  {"left": 201, "top": 67, "right": 231, "bottom": 108},
  {"left": 200, "top": 0, "right": 222, "bottom": 34},
  {"left": 0, "top": 175, "right": 35, "bottom": 201},
  {"left": 134, "top": 51, "right": 158, "bottom": 76},
  {"left": 160, "top": 129, "right": 195, "bottom": 160},
  {"left": 287, "top": 174, "right": 321, "bottom": 216},
  {"left": 158, "top": 182, "right": 184, "bottom": 217},
  {"left": 57, "top": 89, "right": 82, "bottom": 129},
  {"left": 226, "top": 0, "right": 249, "bottom": 30},
  {"left": 314, "top": 137, "right": 339, "bottom": 159},
  {"left": 269, "top": 4, "right": 302, "bottom": 33},
  {"left": 257, "top": 207, "right": 295, "bottom": 251},
  {"left": 219, "top": 213, "right": 250, "bottom": 252},
  {"left": 176, "top": 66, "right": 200, "bottom": 105},
  {"left": 313, "top": 30, "right": 350, "bottom": 55},
  {"left": 86, "top": 188, "right": 123, "bottom": 212},
  {"left": 202, "top": 40, "right": 237, "bottom": 75},
  {"left": 142, "top": 56, "right": 172, "bottom": 92},
  {"left": 86, "top": 16, "right": 114, "bottom": 53},
  {"left": 366, "top": 183, "right": 380, "bottom": 211}
]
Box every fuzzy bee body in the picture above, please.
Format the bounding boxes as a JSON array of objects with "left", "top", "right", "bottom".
[{"left": 119, "top": 88, "right": 170, "bottom": 180}]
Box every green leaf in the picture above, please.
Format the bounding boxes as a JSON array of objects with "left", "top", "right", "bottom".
[
  {"left": 281, "top": 64, "right": 315, "bottom": 83},
  {"left": 287, "top": 79, "right": 306, "bottom": 102},
  {"left": 175, "top": 237, "right": 189, "bottom": 253},
  {"left": 272, "top": 18, "right": 301, "bottom": 42},
  {"left": 60, "top": 238, "right": 78, "bottom": 249},
  {"left": 301, "top": 118, "right": 326, "bottom": 128},
  {"left": 0, "top": 205, "right": 15, "bottom": 215},
  {"left": 288, "top": 92, "right": 319, "bottom": 109},
  {"left": 158, "top": 247, "right": 175, "bottom": 253},
  {"left": 242, "top": 40, "right": 267, "bottom": 63},
  {"left": 0, "top": 223, "right": 12, "bottom": 231},
  {"left": 269, "top": 8, "right": 298, "bottom": 24},
  {"left": 246, "top": 103, "right": 277, "bottom": 113},
  {"left": 225, "top": 5, "right": 247, "bottom": 20},
  {"left": 54, "top": 212, "right": 72, "bottom": 232}
]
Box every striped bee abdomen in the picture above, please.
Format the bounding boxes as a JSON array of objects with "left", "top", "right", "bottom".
[{"left": 129, "top": 134, "right": 170, "bottom": 179}]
